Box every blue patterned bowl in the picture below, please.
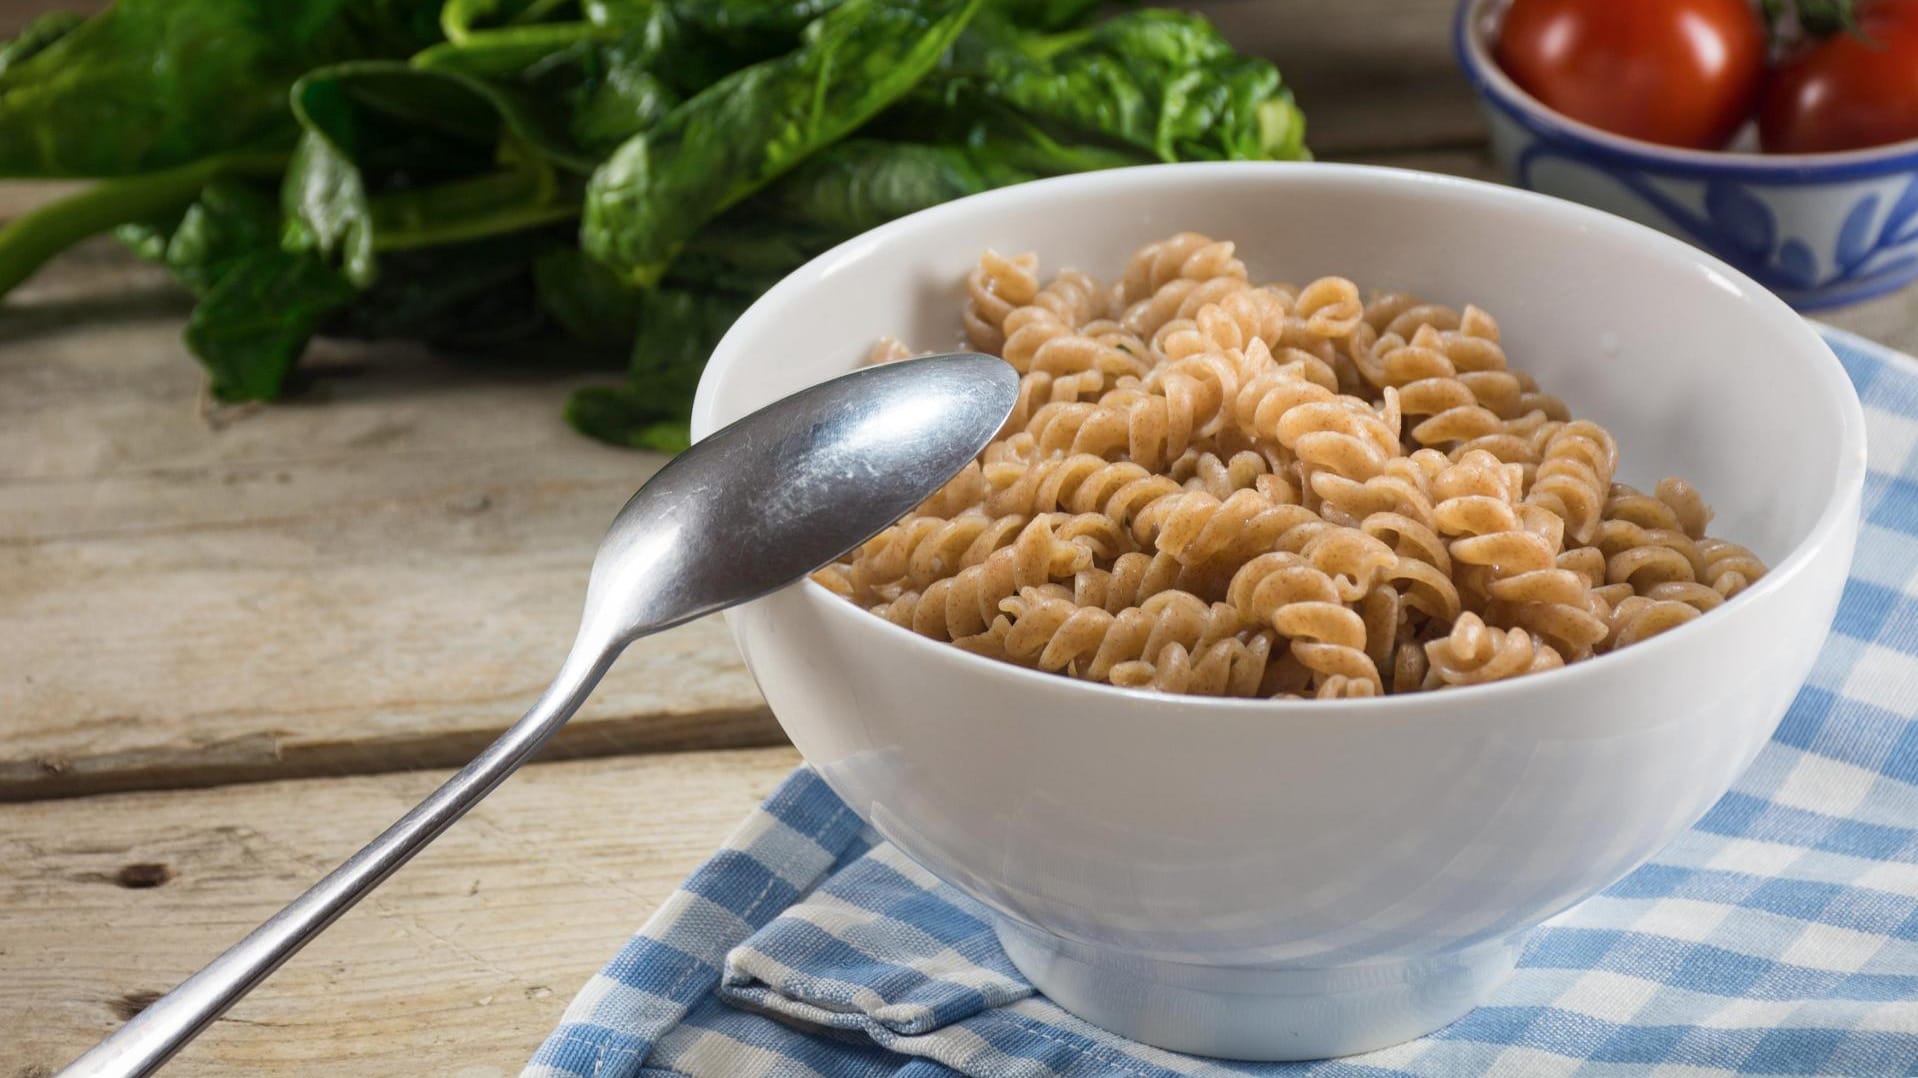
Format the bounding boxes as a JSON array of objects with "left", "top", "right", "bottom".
[{"left": 1456, "top": 0, "right": 1918, "bottom": 310}]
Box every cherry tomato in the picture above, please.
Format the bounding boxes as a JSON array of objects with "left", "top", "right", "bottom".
[
  {"left": 1760, "top": 1, "right": 1918, "bottom": 154},
  {"left": 1495, "top": 0, "right": 1768, "bottom": 150}
]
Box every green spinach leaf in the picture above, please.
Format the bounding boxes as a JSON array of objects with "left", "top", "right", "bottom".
[
  {"left": 415, "top": 20, "right": 683, "bottom": 161},
  {"left": 567, "top": 288, "right": 752, "bottom": 450},
  {"left": 323, "top": 231, "right": 555, "bottom": 345},
  {"left": 566, "top": 384, "right": 694, "bottom": 451},
  {"left": 163, "top": 180, "right": 286, "bottom": 295},
  {"left": 281, "top": 60, "right": 579, "bottom": 285},
  {"left": 441, "top": 0, "right": 581, "bottom": 41},
  {"left": 535, "top": 247, "right": 643, "bottom": 345},
  {"left": 581, "top": 0, "right": 985, "bottom": 285},
  {"left": 0, "top": 0, "right": 439, "bottom": 178},
  {"left": 737, "top": 138, "right": 1032, "bottom": 234},
  {"left": 662, "top": 138, "right": 1038, "bottom": 292},
  {"left": 412, "top": 21, "right": 608, "bottom": 80},
  {"left": 0, "top": 10, "right": 84, "bottom": 76},
  {"left": 990, "top": 0, "right": 1101, "bottom": 30},
  {"left": 667, "top": 222, "right": 840, "bottom": 295},
  {"left": 0, "top": 151, "right": 283, "bottom": 295},
  {"left": 185, "top": 246, "right": 357, "bottom": 401},
  {"left": 921, "top": 9, "right": 1307, "bottom": 163}
]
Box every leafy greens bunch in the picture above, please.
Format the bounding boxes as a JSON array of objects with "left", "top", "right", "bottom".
[{"left": 0, "top": 0, "right": 1308, "bottom": 450}]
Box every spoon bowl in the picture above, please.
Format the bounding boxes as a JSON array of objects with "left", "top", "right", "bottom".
[{"left": 585, "top": 353, "right": 1017, "bottom": 646}]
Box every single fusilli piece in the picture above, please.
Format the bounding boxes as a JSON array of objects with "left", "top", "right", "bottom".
[
  {"left": 1228, "top": 552, "right": 1383, "bottom": 694},
  {"left": 873, "top": 514, "right": 1095, "bottom": 640},
  {"left": 1002, "top": 270, "right": 1109, "bottom": 373},
  {"left": 1603, "top": 479, "right": 1714, "bottom": 539},
  {"left": 992, "top": 586, "right": 1262, "bottom": 694},
  {"left": 1423, "top": 613, "right": 1564, "bottom": 688},
  {"left": 1116, "top": 233, "right": 1246, "bottom": 306},
  {"left": 1526, "top": 420, "right": 1618, "bottom": 545},
  {"left": 1605, "top": 596, "right": 1702, "bottom": 649},
  {"left": 1696, "top": 537, "right": 1765, "bottom": 598},
  {"left": 964, "top": 251, "right": 1039, "bottom": 354},
  {"left": 1594, "top": 519, "right": 1704, "bottom": 591},
  {"left": 983, "top": 453, "right": 1182, "bottom": 529}
]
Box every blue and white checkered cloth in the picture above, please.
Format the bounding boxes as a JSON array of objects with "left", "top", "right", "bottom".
[{"left": 527, "top": 328, "right": 1918, "bottom": 1078}]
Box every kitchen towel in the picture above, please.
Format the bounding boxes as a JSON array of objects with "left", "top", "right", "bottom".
[{"left": 526, "top": 327, "right": 1918, "bottom": 1078}]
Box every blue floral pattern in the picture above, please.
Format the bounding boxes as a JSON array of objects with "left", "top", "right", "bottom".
[{"left": 1512, "top": 146, "right": 1918, "bottom": 309}]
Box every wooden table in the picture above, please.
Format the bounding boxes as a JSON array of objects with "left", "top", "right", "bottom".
[{"left": 5, "top": 3, "right": 1916, "bottom": 1073}]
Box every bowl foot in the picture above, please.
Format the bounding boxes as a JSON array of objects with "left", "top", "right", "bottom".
[{"left": 993, "top": 918, "right": 1525, "bottom": 1062}]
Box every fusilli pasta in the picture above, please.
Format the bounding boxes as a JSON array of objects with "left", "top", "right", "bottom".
[{"left": 815, "top": 235, "right": 1769, "bottom": 699}]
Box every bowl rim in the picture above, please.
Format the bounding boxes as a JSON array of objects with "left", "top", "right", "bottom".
[
  {"left": 692, "top": 160, "right": 1868, "bottom": 715},
  {"left": 1455, "top": 0, "right": 1918, "bottom": 178}
]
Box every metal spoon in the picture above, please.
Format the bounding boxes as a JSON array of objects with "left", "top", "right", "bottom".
[{"left": 60, "top": 352, "right": 1018, "bottom": 1077}]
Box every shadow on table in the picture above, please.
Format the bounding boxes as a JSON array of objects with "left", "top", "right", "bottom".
[{"left": 0, "top": 287, "right": 194, "bottom": 345}]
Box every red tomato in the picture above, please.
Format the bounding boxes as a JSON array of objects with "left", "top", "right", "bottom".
[
  {"left": 1760, "top": 0, "right": 1918, "bottom": 154},
  {"left": 1495, "top": 0, "right": 1768, "bottom": 150}
]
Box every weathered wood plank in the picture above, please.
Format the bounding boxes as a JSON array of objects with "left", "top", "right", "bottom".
[
  {"left": 1199, "top": 0, "right": 1485, "bottom": 155},
  {"left": 0, "top": 0, "right": 91, "bottom": 36},
  {"left": 2, "top": 746, "right": 804, "bottom": 1077},
  {"left": 0, "top": 250, "right": 779, "bottom": 800}
]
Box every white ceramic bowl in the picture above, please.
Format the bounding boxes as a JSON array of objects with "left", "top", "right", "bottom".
[
  {"left": 1457, "top": 0, "right": 1918, "bottom": 311},
  {"left": 690, "top": 163, "right": 1866, "bottom": 1061}
]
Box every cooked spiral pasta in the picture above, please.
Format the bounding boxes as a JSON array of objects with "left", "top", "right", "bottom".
[
  {"left": 1228, "top": 552, "right": 1384, "bottom": 694},
  {"left": 1117, "top": 233, "right": 1247, "bottom": 306},
  {"left": 1291, "top": 276, "right": 1365, "bottom": 339},
  {"left": 964, "top": 251, "right": 1039, "bottom": 354},
  {"left": 1170, "top": 447, "right": 1286, "bottom": 500},
  {"left": 1432, "top": 451, "right": 1560, "bottom": 587},
  {"left": 1487, "top": 566, "right": 1610, "bottom": 660},
  {"left": 1605, "top": 596, "right": 1702, "bottom": 649},
  {"left": 814, "top": 233, "right": 1768, "bottom": 699},
  {"left": 865, "top": 337, "right": 915, "bottom": 365},
  {"left": 1603, "top": 479, "right": 1714, "bottom": 539},
  {"left": 872, "top": 514, "right": 1096, "bottom": 640},
  {"left": 1697, "top": 537, "right": 1766, "bottom": 598},
  {"left": 1594, "top": 519, "right": 1704, "bottom": 591},
  {"left": 1423, "top": 613, "right": 1564, "bottom": 687},
  {"left": 984, "top": 452, "right": 1182, "bottom": 524},
  {"left": 851, "top": 511, "right": 1027, "bottom": 594},
  {"left": 991, "top": 586, "right": 1267, "bottom": 696},
  {"left": 1001, "top": 270, "right": 1101, "bottom": 359},
  {"left": 1526, "top": 420, "right": 1618, "bottom": 545},
  {"left": 1150, "top": 287, "right": 1289, "bottom": 362}
]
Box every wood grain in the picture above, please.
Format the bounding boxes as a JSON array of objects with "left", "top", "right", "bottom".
[
  {"left": 0, "top": 249, "right": 779, "bottom": 800},
  {"left": 1, "top": 746, "right": 803, "bottom": 1077},
  {"left": 1198, "top": 0, "right": 1484, "bottom": 154},
  {"left": 0, "top": 0, "right": 97, "bottom": 38}
]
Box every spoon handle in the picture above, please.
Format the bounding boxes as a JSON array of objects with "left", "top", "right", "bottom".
[{"left": 58, "top": 640, "right": 621, "bottom": 1078}]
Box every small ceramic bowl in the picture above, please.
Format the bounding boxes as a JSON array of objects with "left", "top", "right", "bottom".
[
  {"left": 690, "top": 162, "right": 1866, "bottom": 1061},
  {"left": 1456, "top": 0, "right": 1918, "bottom": 311}
]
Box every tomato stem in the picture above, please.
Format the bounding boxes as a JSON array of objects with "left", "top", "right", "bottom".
[
  {"left": 1799, "top": 0, "right": 1862, "bottom": 35},
  {"left": 1760, "top": 0, "right": 1862, "bottom": 40}
]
